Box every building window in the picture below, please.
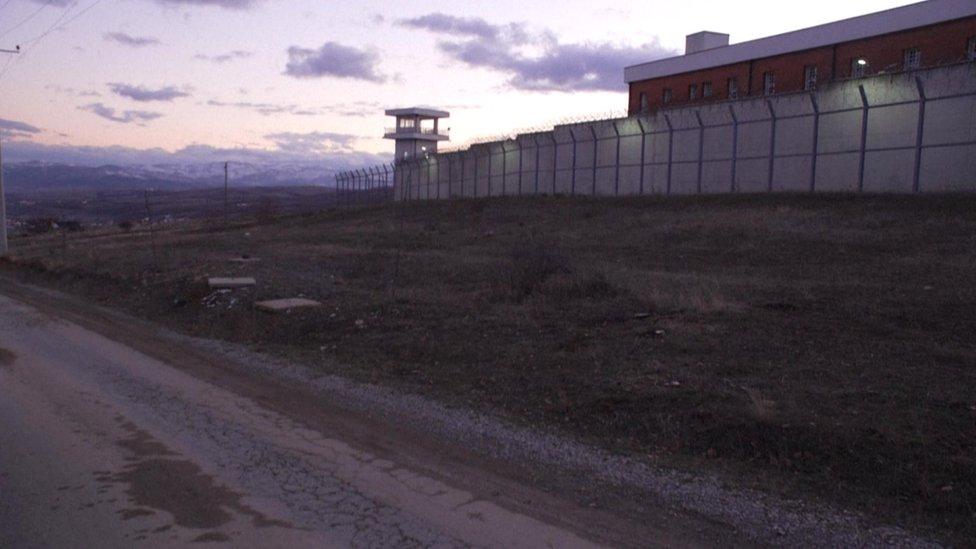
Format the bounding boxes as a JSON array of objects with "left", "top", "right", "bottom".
[
  {"left": 804, "top": 65, "right": 818, "bottom": 91},
  {"left": 763, "top": 72, "right": 775, "bottom": 95},
  {"left": 727, "top": 77, "right": 738, "bottom": 99},
  {"left": 967, "top": 37, "right": 976, "bottom": 61},
  {"left": 702, "top": 81, "right": 713, "bottom": 98},
  {"left": 638, "top": 92, "right": 649, "bottom": 113},
  {"left": 663, "top": 88, "right": 673, "bottom": 104},
  {"left": 689, "top": 84, "right": 699, "bottom": 100},
  {"left": 903, "top": 48, "right": 921, "bottom": 71},
  {"left": 851, "top": 58, "right": 867, "bottom": 78}
]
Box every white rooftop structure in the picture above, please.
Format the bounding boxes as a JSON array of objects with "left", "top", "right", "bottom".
[{"left": 625, "top": 0, "right": 976, "bottom": 83}]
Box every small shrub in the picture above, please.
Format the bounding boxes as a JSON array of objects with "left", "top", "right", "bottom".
[
  {"left": 60, "top": 220, "right": 84, "bottom": 233},
  {"left": 24, "top": 217, "right": 57, "bottom": 235},
  {"left": 505, "top": 244, "right": 569, "bottom": 300},
  {"left": 537, "top": 271, "right": 618, "bottom": 301},
  {"left": 255, "top": 197, "right": 280, "bottom": 224}
]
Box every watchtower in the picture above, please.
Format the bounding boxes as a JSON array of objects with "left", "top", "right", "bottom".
[{"left": 383, "top": 107, "right": 450, "bottom": 162}]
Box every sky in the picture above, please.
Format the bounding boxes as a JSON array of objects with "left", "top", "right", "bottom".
[{"left": 0, "top": 0, "right": 918, "bottom": 167}]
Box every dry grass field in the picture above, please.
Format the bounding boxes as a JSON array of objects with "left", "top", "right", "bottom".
[{"left": 3, "top": 193, "right": 975, "bottom": 543}]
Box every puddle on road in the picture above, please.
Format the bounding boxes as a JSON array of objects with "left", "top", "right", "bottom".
[
  {"left": 0, "top": 347, "right": 16, "bottom": 368},
  {"left": 95, "top": 419, "right": 291, "bottom": 538}
]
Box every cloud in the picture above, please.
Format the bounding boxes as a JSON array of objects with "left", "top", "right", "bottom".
[
  {"left": 0, "top": 118, "right": 42, "bottom": 139},
  {"left": 398, "top": 13, "right": 508, "bottom": 40},
  {"left": 193, "top": 50, "right": 253, "bottom": 63},
  {"left": 80, "top": 103, "right": 163, "bottom": 124},
  {"left": 45, "top": 84, "right": 100, "bottom": 97},
  {"left": 27, "top": 0, "right": 73, "bottom": 5},
  {"left": 264, "top": 131, "right": 361, "bottom": 155},
  {"left": 398, "top": 13, "right": 673, "bottom": 92},
  {"left": 104, "top": 32, "right": 160, "bottom": 47},
  {"left": 206, "top": 98, "right": 381, "bottom": 118},
  {"left": 150, "top": 0, "right": 261, "bottom": 8},
  {"left": 284, "top": 42, "right": 386, "bottom": 82},
  {"left": 109, "top": 83, "right": 190, "bottom": 102},
  {"left": 206, "top": 99, "right": 319, "bottom": 117}
]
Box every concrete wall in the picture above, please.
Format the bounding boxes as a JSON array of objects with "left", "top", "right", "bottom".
[{"left": 390, "top": 63, "right": 976, "bottom": 200}]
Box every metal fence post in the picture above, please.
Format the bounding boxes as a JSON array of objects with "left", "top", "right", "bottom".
[
  {"left": 637, "top": 118, "right": 647, "bottom": 196},
  {"left": 460, "top": 152, "right": 467, "bottom": 198},
  {"left": 809, "top": 93, "right": 820, "bottom": 193},
  {"left": 487, "top": 146, "right": 494, "bottom": 198},
  {"left": 664, "top": 114, "right": 674, "bottom": 196},
  {"left": 913, "top": 77, "right": 926, "bottom": 193},
  {"left": 502, "top": 143, "right": 508, "bottom": 196},
  {"left": 728, "top": 105, "right": 738, "bottom": 193},
  {"left": 552, "top": 134, "right": 558, "bottom": 194},
  {"left": 517, "top": 141, "right": 524, "bottom": 196},
  {"left": 335, "top": 174, "right": 341, "bottom": 207},
  {"left": 426, "top": 158, "right": 433, "bottom": 201},
  {"left": 857, "top": 85, "right": 869, "bottom": 193},
  {"left": 569, "top": 127, "right": 578, "bottom": 195},
  {"left": 382, "top": 164, "right": 390, "bottom": 203},
  {"left": 589, "top": 124, "right": 598, "bottom": 196},
  {"left": 366, "top": 167, "right": 375, "bottom": 204},
  {"left": 766, "top": 99, "right": 777, "bottom": 192},
  {"left": 611, "top": 120, "right": 621, "bottom": 196},
  {"left": 473, "top": 150, "right": 480, "bottom": 198},
  {"left": 447, "top": 154, "right": 453, "bottom": 199},
  {"left": 532, "top": 134, "right": 541, "bottom": 195},
  {"left": 349, "top": 168, "right": 360, "bottom": 206},
  {"left": 695, "top": 110, "right": 705, "bottom": 194}
]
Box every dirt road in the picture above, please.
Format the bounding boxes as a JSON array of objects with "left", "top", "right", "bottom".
[{"left": 0, "top": 283, "right": 728, "bottom": 548}]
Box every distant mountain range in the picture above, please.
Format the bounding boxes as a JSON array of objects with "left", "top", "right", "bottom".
[{"left": 2, "top": 161, "right": 341, "bottom": 193}]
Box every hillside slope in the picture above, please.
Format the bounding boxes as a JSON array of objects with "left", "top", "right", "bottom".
[{"left": 4, "top": 193, "right": 975, "bottom": 544}]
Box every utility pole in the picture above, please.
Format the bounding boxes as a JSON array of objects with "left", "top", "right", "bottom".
[
  {"left": 0, "top": 46, "right": 19, "bottom": 258},
  {"left": 223, "top": 161, "right": 229, "bottom": 224},
  {"left": 0, "top": 131, "right": 7, "bottom": 257}
]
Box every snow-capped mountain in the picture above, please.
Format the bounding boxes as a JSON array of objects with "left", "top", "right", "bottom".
[{"left": 2, "top": 161, "right": 346, "bottom": 192}]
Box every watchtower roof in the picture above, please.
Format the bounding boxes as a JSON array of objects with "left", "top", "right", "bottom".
[{"left": 384, "top": 107, "right": 450, "bottom": 118}]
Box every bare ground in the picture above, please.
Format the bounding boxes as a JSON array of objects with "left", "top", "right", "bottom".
[{"left": 3, "top": 193, "right": 975, "bottom": 544}]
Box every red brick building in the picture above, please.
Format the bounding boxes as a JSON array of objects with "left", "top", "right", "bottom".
[{"left": 626, "top": 0, "right": 976, "bottom": 114}]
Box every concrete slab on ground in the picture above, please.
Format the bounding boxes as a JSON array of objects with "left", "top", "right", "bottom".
[
  {"left": 255, "top": 298, "right": 321, "bottom": 312},
  {"left": 208, "top": 277, "right": 256, "bottom": 289}
]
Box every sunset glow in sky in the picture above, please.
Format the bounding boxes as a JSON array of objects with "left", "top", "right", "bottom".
[{"left": 0, "top": 0, "right": 917, "bottom": 166}]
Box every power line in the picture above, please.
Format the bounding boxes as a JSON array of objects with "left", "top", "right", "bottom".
[
  {"left": 0, "top": 0, "right": 57, "bottom": 41},
  {"left": 0, "top": 0, "right": 107, "bottom": 80}
]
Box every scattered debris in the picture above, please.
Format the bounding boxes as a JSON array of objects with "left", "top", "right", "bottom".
[
  {"left": 633, "top": 312, "right": 652, "bottom": 320},
  {"left": 254, "top": 298, "right": 321, "bottom": 313},
  {"left": 666, "top": 380, "right": 681, "bottom": 387},
  {"left": 229, "top": 256, "right": 261, "bottom": 264},
  {"left": 355, "top": 319, "right": 366, "bottom": 329},
  {"left": 208, "top": 277, "right": 256, "bottom": 289}
]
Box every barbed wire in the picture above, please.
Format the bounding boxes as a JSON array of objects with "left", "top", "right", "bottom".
[{"left": 436, "top": 109, "right": 630, "bottom": 154}]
